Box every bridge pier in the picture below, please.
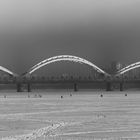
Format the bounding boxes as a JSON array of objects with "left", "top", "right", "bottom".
[
  {"left": 27, "top": 83, "right": 31, "bottom": 92},
  {"left": 74, "top": 83, "right": 78, "bottom": 92},
  {"left": 106, "top": 82, "right": 112, "bottom": 91},
  {"left": 17, "top": 83, "right": 22, "bottom": 92},
  {"left": 120, "top": 82, "right": 124, "bottom": 91}
]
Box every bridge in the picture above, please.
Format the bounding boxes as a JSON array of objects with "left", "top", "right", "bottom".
[
  {"left": 0, "top": 55, "right": 140, "bottom": 92},
  {"left": 21, "top": 55, "right": 110, "bottom": 92}
]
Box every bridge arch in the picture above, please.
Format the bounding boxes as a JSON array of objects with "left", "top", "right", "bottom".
[
  {"left": 25, "top": 55, "right": 110, "bottom": 76},
  {"left": 0, "top": 66, "right": 17, "bottom": 77},
  {"left": 116, "top": 61, "right": 140, "bottom": 76}
]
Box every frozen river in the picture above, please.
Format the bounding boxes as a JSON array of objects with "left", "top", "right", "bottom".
[{"left": 0, "top": 91, "right": 140, "bottom": 140}]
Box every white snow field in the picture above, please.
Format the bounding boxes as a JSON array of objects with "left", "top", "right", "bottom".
[{"left": 0, "top": 91, "right": 140, "bottom": 140}]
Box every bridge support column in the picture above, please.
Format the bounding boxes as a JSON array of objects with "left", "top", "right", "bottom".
[
  {"left": 17, "top": 83, "right": 22, "bottom": 92},
  {"left": 120, "top": 82, "right": 124, "bottom": 91},
  {"left": 106, "top": 82, "right": 111, "bottom": 91},
  {"left": 74, "top": 83, "right": 78, "bottom": 92},
  {"left": 27, "top": 83, "right": 31, "bottom": 92}
]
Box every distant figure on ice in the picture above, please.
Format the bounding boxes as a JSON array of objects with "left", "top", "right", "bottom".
[
  {"left": 34, "top": 94, "right": 37, "bottom": 98},
  {"left": 100, "top": 94, "right": 103, "bottom": 97},
  {"left": 39, "top": 94, "right": 42, "bottom": 98},
  {"left": 70, "top": 93, "right": 72, "bottom": 97},
  {"left": 61, "top": 96, "right": 63, "bottom": 99},
  {"left": 125, "top": 93, "right": 127, "bottom": 96}
]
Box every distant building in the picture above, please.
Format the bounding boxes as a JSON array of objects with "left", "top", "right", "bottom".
[
  {"left": 110, "top": 61, "right": 122, "bottom": 74},
  {"left": 116, "top": 62, "right": 122, "bottom": 71}
]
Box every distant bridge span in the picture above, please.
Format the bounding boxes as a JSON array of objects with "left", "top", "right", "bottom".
[
  {"left": 24, "top": 55, "right": 110, "bottom": 76},
  {"left": 116, "top": 61, "right": 140, "bottom": 76},
  {"left": 0, "top": 66, "right": 17, "bottom": 77}
]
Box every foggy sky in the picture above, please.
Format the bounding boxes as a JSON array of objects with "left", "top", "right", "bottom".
[{"left": 0, "top": 0, "right": 140, "bottom": 75}]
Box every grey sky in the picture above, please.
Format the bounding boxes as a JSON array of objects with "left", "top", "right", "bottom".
[{"left": 0, "top": 0, "right": 140, "bottom": 75}]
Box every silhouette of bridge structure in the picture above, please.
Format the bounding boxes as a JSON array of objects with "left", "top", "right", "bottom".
[{"left": 0, "top": 55, "right": 140, "bottom": 92}]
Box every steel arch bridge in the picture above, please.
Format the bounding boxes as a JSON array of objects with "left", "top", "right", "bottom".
[
  {"left": 116, "top": 61, "right": 140, "bottom": 76},
  {"left": 0, "top": 66, "right": 17, "bottom": 77},
  {"left": 24, "top": 55, "right": 110, "bottom": 77}
]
